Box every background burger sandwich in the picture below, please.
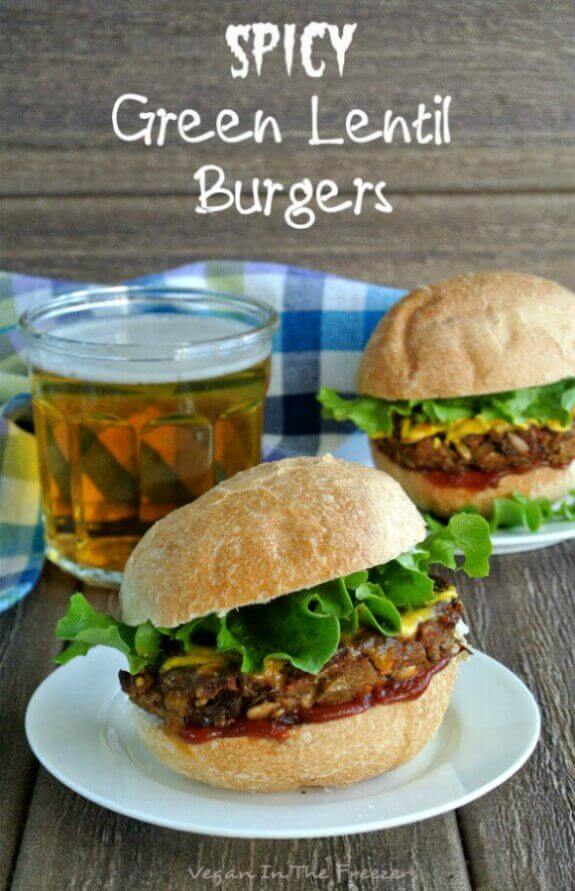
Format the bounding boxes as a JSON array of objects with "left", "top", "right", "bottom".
[
  {"left": 55, "top": 456, "right": 490, "bottom": 792},
  {"left": 319, "top": 271, "right": 575, "bottom": 518}
]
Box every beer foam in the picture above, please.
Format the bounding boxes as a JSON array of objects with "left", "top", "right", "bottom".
[{"left": 30, "top": 314, "right": 271, "bottom": 382}]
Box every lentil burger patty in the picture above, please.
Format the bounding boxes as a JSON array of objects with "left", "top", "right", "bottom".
[
  {"left": 375, "top": 419, "right": 575, "bottom": 476},
  {"left": 120, "top": 598, "right": 465, "bottom": 733}
]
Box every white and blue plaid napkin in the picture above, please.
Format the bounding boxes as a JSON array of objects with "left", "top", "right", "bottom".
[{"left": 0, "top": 261, "right": 405, "bottom": 610}]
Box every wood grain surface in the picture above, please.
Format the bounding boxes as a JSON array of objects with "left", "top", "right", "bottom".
[
  {"left": 2, "top": 0, "right": 574, "bottom": 195},
  {"left": 11, "top": 772, "right": 470, "bottom": 891},
  {"left": 2, "top": 1, "right": 575, "bottom": 888},
  {"left": 2, "top": 544, "right": 574, "bottom": 890},
  {"left": 0, "top": 565, "right": 76, "bottom": 889},
  {"left": 3, "top": 193, "right": 575, "bottom": 287},
  {"left": 456, "top": 545, "right": 575, "bottom": 890}
]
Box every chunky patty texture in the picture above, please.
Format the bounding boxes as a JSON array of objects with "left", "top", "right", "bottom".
[
  {"left": 120, "top": 599, "right": 465, "bottom": 732},
  {"left": 376, "top": 420, "right": 575, "bottom": 475}
]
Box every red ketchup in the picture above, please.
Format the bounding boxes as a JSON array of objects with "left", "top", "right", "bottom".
[
  {"left": 423, "top": 467, "right": 521, "bottom": 490},
  {"left": 178, "top": 719, "right": 291, "bottom": 744},
  {"left": 422, "top": 461, "right": 567, "bottom": 491},
  {"left": 177, "top": 656, "right": 453, "bottom": 745}
]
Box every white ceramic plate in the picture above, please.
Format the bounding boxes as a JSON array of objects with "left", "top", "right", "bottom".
[
  {"left": 333, "top": 434, "right": 575, "bottom": 555},
  {"left": 26, "top": 647, "right": 539, "bottom": 839}
]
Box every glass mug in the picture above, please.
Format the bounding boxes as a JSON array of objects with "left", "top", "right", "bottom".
[{"left": 20, "top": 287, "right": 278, "bottom": 586}]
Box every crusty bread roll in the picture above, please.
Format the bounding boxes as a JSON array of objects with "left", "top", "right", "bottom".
[
  {"left": 135, "top": 657, "right": 462, "bottom": 792},
  {"left": 371, "top": 448, "right": 575, "bottom": 517},
  {"left": 121, "top": 455, "right": 425, "bottom": 627},
  {"left": 357, "top": 271, "right": 575, "bottom": 400}
]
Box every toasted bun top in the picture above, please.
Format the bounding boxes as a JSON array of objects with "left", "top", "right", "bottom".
[
  {"left": 120, "top": 455, "right": 425, "bottom": 627},
  {"left": 356, "top": 271, "right": 575, "bottom": 399}
]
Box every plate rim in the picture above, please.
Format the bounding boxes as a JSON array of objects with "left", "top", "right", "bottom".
[{"left": 25, "top": 648, "right": 541, "bottom": 838}]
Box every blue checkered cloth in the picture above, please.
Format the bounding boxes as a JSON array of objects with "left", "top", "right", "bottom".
[{"left": 0, "top": 261, "right": 405, "bottom": 610}]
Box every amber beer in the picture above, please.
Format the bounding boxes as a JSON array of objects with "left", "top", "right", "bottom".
[{"left": 21, "top": 289, "right": 277, "bottom": 585}]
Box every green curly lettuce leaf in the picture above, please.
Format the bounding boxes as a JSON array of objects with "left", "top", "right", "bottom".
[
  {"left": 173, "top": 614, "right": 221, "bottom": 649},
  {"left": 432, "top": 490, "right": 575, "bottom": 534},
  {"left": 216, "top": 579, "right": 353, "bottom": 674},
  {"left": 353, "top": 582, "right": 402, "bottom": 635},
  {"left": 55, "top": 595, "right": 164, "bottom": 673},
  {"left": 489, "top": 491, "right": 575, "bottom": 532},
  {"left": 317, "top": 387, "right": 403, "bottom": 436},
  {"left": 425, "top": 512, "right": 492, "bottom": 576},
  {"left": 55, "top": 513, "right": 490, "bottom": 676},
  {"left": 376, "top": 549, "right": 435, "bottom": 607},
  {"left": 318, "top": 378, "right": 575, "bottom": 435}
]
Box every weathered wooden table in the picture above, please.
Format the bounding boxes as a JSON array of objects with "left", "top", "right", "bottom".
[
  {"left": 2, "top": 1, "right": 575, "bottom": 887},
  {"left": 1, "top": 542, "right": 573, "bottom": 890}
]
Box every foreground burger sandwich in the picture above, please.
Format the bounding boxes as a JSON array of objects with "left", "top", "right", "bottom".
[
  {"left": 55, "top": 456, "right": 490, "bottom": 791},
  {"left": 320, "top": 271, "right": 575, "bottom": 517}
]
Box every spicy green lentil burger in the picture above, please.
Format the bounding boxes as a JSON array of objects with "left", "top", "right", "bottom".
[
  {"left": 319, "top": 271, "right": 575, "bottom": 517},
  {"left": 54, "top": 456, "right": 490, "bottom": 791}
]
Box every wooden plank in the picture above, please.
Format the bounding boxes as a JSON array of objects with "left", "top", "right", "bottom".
[
  {"left": 1, "top": 0, "right": 574, "bottom": 194},
  {"left": 455, "top": 542, "right": 575, "bottom": 890},
  {"left": 0, "top": 563, "right": 77, "bottom": 889},
  {"left": 13, "top": 772, "right": 470, "bottom": 891},
  {"left": 1, "top": 192, "right": 574, "bottom": 289}
]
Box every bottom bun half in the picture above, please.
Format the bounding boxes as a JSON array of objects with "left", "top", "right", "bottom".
[
  {"left": 371, "top": 447, "right": 575, "bottom": 518},
  {"left": 134, "top": 657, "right": 462, "bottom": 792}
]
